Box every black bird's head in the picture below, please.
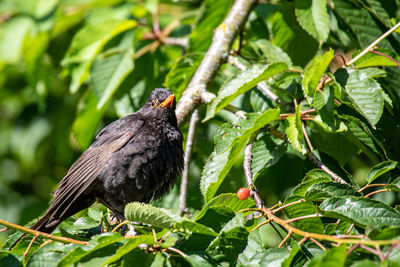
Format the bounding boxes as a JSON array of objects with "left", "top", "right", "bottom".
[{"left": 141, "top": 88, "right": 177, "bottom": 122}]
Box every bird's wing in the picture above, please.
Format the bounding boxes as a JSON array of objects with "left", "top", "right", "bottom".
[{"left": 48, "top": 129, "right": 137, "bottom": 221}]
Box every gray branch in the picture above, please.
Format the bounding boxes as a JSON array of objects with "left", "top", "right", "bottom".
[
  {"left": 178, "top": 109, "right": 199, "bottom": 215},
  {"left": 244, "top": 142, "right": 264, "bottom": 210},
  {"left": 175, "top": 0, "right": 258, "bottom": 125}
]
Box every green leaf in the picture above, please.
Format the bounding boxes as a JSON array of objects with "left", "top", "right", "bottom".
[
  {"left": 28, "top": 242, "right": 77, "bottom": 267},
  {"left": 308, "top": 120, "right": 359, "bottom": 166},
  {"left": 248, "top": 248, "right": 290, "bottom": 267},
  {"left": 284, "top": 196, "right": 324, "bottom": 234},
  {"left": 164, "top": 53, "right": 204, "bottom": 99},
  {"left": 295, "top": 0, "right": 330, "bottom": 43},
  {"left": 188, "top": 0, "right": 234, "bottom": 52},
  {"left": 71, "top": 90, "right": 107, "bottom": 149},
  {"left": 195, "top": 193, "right": 255, "bottom": 221},
  {"left": 101, "top": 235, "right": 154, "bottom": 266},
  {"left": 206, "top": 227, "right": 249, "bottom": 266},
  {"left": 305, "top": 182, "right": 360, "bottom": 200},
  {"left": 333, "top": 0, "right": 395, "bottom": 50},
  {"left": 341, "top": 115, "right": 380, "bottom": 156},
  {"left": 335, "top": 67, "right": 384, "bottom": 128},
  {"left": 0, "top": 252, "right": 21, "bottom": 267},
  {"left": 285, "top": 106, "right": 306, "bottom": 153},
  {"left": 62, "top": 19, "right": 136, "bottom": 93},
  {"left": 350, "top": 260, "right": 381, "bottom": 267},
  {"left": 314, "top": 87, "right": 335, "bottom": 130},
  {"left": 195, "top": 206, "right": 236, "bottom": 233},
  {"left": 58, "top": 233, "right": 122, "bottom": 267},
  {"left": 305, "top": 245, "right": 347, "bottom": 267},
  {"left": 251, "top": 131, "right": 287, "bottom": 180},
  {"left": 366, "top": 161, "right": 397, "bottom": 184},
  {"left": 200, "top": 109, "right": 280, "bottom": 202},
  {"left": 91, "top": 30, "right": 135, "bottom": 109},
  {"left": 386, "top": 177, "right": 400, "bottom": 192},
  {"left": 367, "top": 226, "right": 400, "bottom": 240},
  {"left": 249, "top": 39, "right": 293, "bottom": 66},
  {"left": 187, "top": 254, "right": 215, "bottom": 267},
  {"left": 302, "top": 49, "right": 334, "bottom": 99},
  {"left": 353, "top": 49, "right": 400, "bottom": 68},
  {"left": 320, "top": 197, "right": 400, "bottom": 228},
  {"left": 174, "top": 220, "right": 218, "bottom": 237},
  {"left": 204, "top": 63, "right": 287, "bottom": 121},
  {"left": 124, "top": 202, "right": 178, "bottom": 229},
  {"left": 0, "top": 17, "right": 34, "bottom": 64}
]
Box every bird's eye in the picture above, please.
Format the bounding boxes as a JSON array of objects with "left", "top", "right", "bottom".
[{"left": 151, "top": 99, "right": 158, "bottom": 108}]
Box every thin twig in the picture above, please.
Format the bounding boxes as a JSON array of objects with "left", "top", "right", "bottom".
[
  {"left": 347, "top": 244, "right": 360, "bottom": 255},
  {"left": 285, "top": 213, "right": 322, "bottom": 224},
  {"left": 24, "top": 234, "right": 39, "bottom": 257},
  {"left": 278, "top": 231, "right": 292, "bottom": 248},
  {"left": 346, "top": 224, "right": 355, "bottom": 235},
  {"left": 370, "top": 49, "right": 400, "bottom": 67},
  {"left": 250, "top": 219, "right": 272, "bottom": 232},
  {"left": 236, "top": 208, "right": 261, "bottom": 214},
  {"left": 179, "top": 109, "right": 199, "bottom": 216},
  {"left": 375, "top": 245, "right": 385, "bottom": 262},
  {"left": 175, "top": 0, "right": 258, "bottom": 125},
  {"left": 384, "top": 242, "right": 399, "bottom": 260},
  {"left": 299, "top": 236, "right": 308, "bottom": 245},
  {"left": 272, "top": 199, "right": 305, "bottom": 214},
  {"left": 358, "top": 183, "right": 387, "bottom": 192},
  {"left": 307, "top": 152, "right": 347, "bottom": 184},
  {"left": 309, "top": 238, "right": 326, "bottom": 251},
  {"left": 364, "top": 189, "right": 389, "bottom": 198},
  {"left": 302, "top": 122, "right": 314, "bottom": 152},
  {"left": 0, "top": 219, "right": 88, "bottom": 246},
  {"left": 112, "top": 220, "right": 128, "bottom": 233},
  {"left": 166, "top": 247, "right": 188, "bottom": 258},
  {"left": 347, "top": 22, "right": 400, "bottom": 66},
  {"left": 360, "top": 244, "right": 379, "bottom": 256},
  {"left": 0, "top": 227, "right": 8, "bottom": 233}
]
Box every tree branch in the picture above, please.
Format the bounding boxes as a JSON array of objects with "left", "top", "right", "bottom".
[
  {"left": 0, "top": 219, "right": 88, "bottom": 246},
  {"left": 175, "top": 0, "right": 258, "bottom": 125},
  {"left": 178, "top": 109, "right": 199, "bottom": 215},
  {"left": 347, "top": 21, "right": 400, "bottom": 66}
]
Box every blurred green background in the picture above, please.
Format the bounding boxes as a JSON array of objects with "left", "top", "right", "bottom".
[{"left": 1, "top": 0, "right": 399, "bottom": 248}]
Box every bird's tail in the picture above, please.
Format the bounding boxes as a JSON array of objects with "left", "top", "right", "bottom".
[{"left": 8, "top": 212, "right": 60, "bottom": 250}]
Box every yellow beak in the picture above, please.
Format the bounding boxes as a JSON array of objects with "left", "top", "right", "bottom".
[{"left": 159, "top": 94, "right": 175, "bottom": 109}]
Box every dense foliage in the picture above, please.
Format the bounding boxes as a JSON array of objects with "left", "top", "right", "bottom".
[{"left": 1, "top": 0, "right": 400, "bottom": 266}]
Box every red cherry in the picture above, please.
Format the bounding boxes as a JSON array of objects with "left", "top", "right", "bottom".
[{"left": 237, "top": 188, "right": 250, "bottom": 200}]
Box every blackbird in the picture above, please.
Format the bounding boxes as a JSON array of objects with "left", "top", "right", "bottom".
[{"left": 11, "top": 88, "right": 183, "bottom": 248}]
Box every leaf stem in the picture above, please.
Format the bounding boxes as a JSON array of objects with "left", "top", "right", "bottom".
[
  {"left": 364, "top": 188, "right": 390, "bottom": 198},
  {"left": 358, "top": 183, "right": 387, "bottom": 192},
  {"left": 347, "top": 21, "right": 400, "bottom": 66},
  {"left": 370, "top": 49, "right": 400, "bottom": 67},
  {"left": 278, "top": 231, "right": 292, "bottom": 248},
  {"left": 284, "top": 213, "right": 322, "bottom": 224},
  {"left": 272, "top": 199, "right": 305, "bottom": 214},
  {"left": 310, "top": 237, "right": 326, "bottom": 251},
  {"left": 165, "top": 247, "right": 188, "bottom": 258}
]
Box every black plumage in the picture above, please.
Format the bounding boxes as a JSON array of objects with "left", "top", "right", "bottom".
[{"left": 11, "top": 88, "right": 183, "bottom": 247}]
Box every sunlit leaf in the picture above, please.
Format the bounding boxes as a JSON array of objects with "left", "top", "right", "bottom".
[
  {"left": 320, "top": 197, "right": 400, "bottom": 228},
  {"left": 295, "top": 0, "right": 330, "bottom": 43},
  {"left": 366, "top": 161, "right": 397, "bottom": 184},
  {"left": 204, "top": 63, "right": 287, "bottom": 121}
]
